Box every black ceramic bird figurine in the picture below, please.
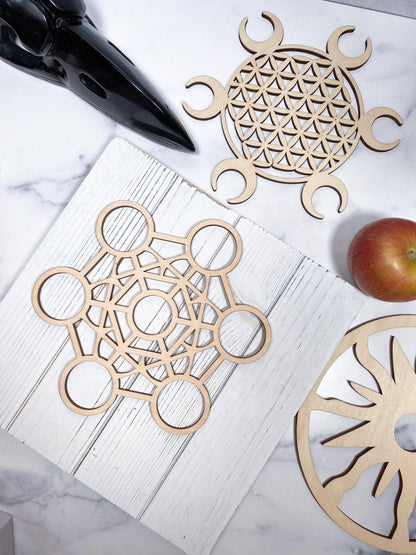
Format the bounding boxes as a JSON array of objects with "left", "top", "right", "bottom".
[{"left": 0, "top": 0, "right": 195, "bottom": 151}]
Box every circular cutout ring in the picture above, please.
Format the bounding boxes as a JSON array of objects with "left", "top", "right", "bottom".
[
  {"left": 59, "top": 356, "right": 118, "bottom": 416},
  {"left": 32, "top": 266, "right": 90, "bottom": 326},
  {"left": 151, "top": 375, "right": 211, "bottom": 435},
  {"left": 185, "top": 220, "right": 242, "bottom": 276},
  {"left": 215, "top": 304, "right": 271, "bottom": 364},
  {"left": 127, "top": 290, "right": 178, "bottom": 339},
  {"left": 95, "top": 201, "right": 155, "bottom": 256}
]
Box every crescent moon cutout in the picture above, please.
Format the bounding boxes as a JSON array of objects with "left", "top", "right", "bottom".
[
  {"left": 239, "top": 11, "right": 284, "bottom": 54},
  {"left": 182, "top": 76, "right": 227, "bottom": 120},
  {"left": 359, "top": 107, "right": 403, "bottom": 152},
  {"left": 302, "top": 173, "right": 348, "bottom": 220},
  {"left": 211, "top": 158, "right": 257, "bottom": 204},
  {"left": 183, "top": 12, "right": 402, "bottom": 220},
  {"left": 326, "top": 26, "right": 372, "bottom": 69}
]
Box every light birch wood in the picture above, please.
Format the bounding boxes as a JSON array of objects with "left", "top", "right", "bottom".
[
  {"left": 183, "top": 11, "right": 402, "bottom": 219},
  {"left": 32, "top": 200, "right": 271, "bottom": 434},
  {"left": 297, "top": 315, "right": 416, "bottom": 555},
  {"left": 0, "top": 136, "right": 364, "bottom": 554}
]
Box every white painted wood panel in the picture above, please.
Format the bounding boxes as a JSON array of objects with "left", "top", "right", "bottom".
[{"left": 0, "top": 137, "right": 364, "bottom": 554}]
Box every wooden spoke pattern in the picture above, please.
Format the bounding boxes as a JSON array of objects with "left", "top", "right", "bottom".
[
  {"left": 32, "top": 202, "right": 271, "bottom": 435},
  {"left": 296, "top": 315, "right": 416, "bottom": 553},
  {"left": 184, "top": 12, "right": 401, "bottom": 218}
]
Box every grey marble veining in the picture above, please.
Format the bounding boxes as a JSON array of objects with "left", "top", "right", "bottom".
[
  {"left": 0, "top": 431, "right": 182, "bottom": 555},
  {"left": 0, "top": 0, "right": 415, "bottom": 553}
]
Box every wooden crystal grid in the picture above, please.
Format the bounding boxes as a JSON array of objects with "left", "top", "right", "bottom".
[
  {"left": 32, "top": 201, "right": 271, "bottom": 435},
  {"left": 297, "top": 315, "right": 416, "bottom": 554},
  {"left": 183, "top": 12, "right": 403, "bottom": 219}
]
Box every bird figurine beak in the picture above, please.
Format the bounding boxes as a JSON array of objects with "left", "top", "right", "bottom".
[{"left": 0, "top": 0, "right": 195, "bottom": 152}]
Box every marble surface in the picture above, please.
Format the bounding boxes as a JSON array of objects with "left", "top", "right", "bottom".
[
  {"left": 0, "top": 0, "right": 415, "bottom": 553},
  {"left": 326, "top": 0, "right": 416, "bottom": 19}
]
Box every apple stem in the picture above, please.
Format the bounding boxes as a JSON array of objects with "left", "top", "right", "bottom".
[{"left": 408, "top": 247, "right": 416, "bottom": 261}]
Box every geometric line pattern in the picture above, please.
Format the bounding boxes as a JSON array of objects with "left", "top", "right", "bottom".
[
  {"left": 227, "top": 52, "right": 359, "bottom": 175},
  {"left": 32, "top": 201, "right": 271, "bottom": 435},
  {"left": 183, "top": 11, "right": 402, "bottom": 218}
]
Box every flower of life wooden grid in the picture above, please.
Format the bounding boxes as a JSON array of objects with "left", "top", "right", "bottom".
[
  {"left": 32, "top": 201, "right": 271, "bottom": 435},
  {"left": 183, "top": 12, "right": 403, "bottom": 219},
  {"left": 297, "top": 315, "right": 416, "bottom": 554}
]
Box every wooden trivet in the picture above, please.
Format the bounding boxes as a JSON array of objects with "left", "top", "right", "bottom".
[
  {"left": 297, "top": 315, "right": 416, "bottom": 554},
  {"left": 32, "top": 201, "right": 271, "bottom": 435},
  {"left": 183, "top": 12, "right": 402, "bottom": 219}
]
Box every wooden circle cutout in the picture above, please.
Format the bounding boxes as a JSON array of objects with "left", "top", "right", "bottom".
[
  {"left": 215, "top": 305, "right": 271, "bottom": 364},
  {"left": 151, "top": 376, "right": 211, "bottom": 435},
  {"left": 60, "top": 356, "right": 118, "bottom": 415},
  {"left": 96, "top": 200, "right": 154, "bottom": 255},
  {"left": 186, "top": 219, "right": 242, "bottom": 276},
  {"left": 183, "top": 12, "right": 402, "bottom": 218},
  {"left": 296, "top": 315, "right": 416, "bottom": 554},
  {"left": 33, "top": 202, "right": 271, "bottom": 435},
  {"left": 32, "top": 267, "right": 90, "bottom": 326}
]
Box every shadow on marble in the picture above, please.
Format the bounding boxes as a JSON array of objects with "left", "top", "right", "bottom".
[{"left": 330, "top": 212, "right": 384, "bottom": 284}]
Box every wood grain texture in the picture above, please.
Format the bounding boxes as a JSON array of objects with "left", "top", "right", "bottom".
[
  {"left": 297, "top": 315, "right": 416, "bottom": 555},
  {"left": 0, "top": 137, "right": 364, "bottom": 554}
]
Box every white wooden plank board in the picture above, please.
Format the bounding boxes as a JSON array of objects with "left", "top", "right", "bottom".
[
  {"left": 141, "top": 259, "right": 359, "bottom": 554},
  {"left": 0, "top": 137, "right": 364, "bottom": 554},
  {"left": 73, "top": 217, "right": 306, "bottom": 516}
]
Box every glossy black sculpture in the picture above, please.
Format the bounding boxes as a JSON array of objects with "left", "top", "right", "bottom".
[{"left": 0, "top": 0, "right": 195, "bottom": 151}]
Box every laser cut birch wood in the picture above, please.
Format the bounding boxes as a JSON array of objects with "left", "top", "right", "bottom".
[
  {"left": 0, "top": 137, "right": 364, "bottom": 554},
  {"left": 32, "top": 202, "right": 271, "bottom": 434},
  {"left": 297, "top": 315, "right": 416, "bottom": 554},
  {"left": 183, "top": 12, "right": 403, "bottom": 219}
]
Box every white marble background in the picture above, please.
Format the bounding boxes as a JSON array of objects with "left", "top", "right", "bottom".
[{"left": 0, "top": 0, "right": 415, "bottom": 553}]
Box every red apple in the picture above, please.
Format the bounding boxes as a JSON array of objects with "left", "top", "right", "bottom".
[{"left": 348, "top": 218, "right": 416, "bottom": 302}]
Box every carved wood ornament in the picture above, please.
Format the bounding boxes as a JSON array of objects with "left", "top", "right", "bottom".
[
  {"left": 183, "top": 12, "right": 402, "bottom": 219},
  {"left": 32, "top": 201, "right": 271, "bottom": 435},
  {"left": 297, "top": 315, "right": 416, "bottom": 553}
]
